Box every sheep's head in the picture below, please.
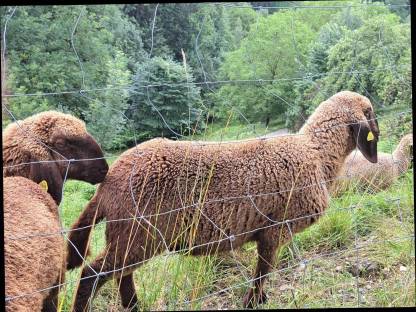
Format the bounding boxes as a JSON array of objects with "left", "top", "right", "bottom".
[
  {"left": 399, "top": 133, "right": 413, "bottom": 161},
  {"left": 7, "top": 111, "right": 109, "bottom": 203},
  {"left": 331, "top": 91, "right": 380, "bottom": 163},
  {"left": 401, "top": 133, "right": 413, "bottom": 151}
]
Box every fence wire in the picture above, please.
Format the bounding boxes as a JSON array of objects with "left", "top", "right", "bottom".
[{"left": 2, "top": 2, "right": 414, "bottom": 311}]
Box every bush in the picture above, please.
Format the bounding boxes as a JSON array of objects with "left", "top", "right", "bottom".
[{"left": 127, "top": 56, "right": 204, "bottom": 143}]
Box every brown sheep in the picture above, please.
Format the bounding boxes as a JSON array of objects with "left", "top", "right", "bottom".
[
  {"left": 332, "top": 133, "right": 413, "bottom": 196},
  {"left": 4, "top": 176, "right": 65, "bottom": 312},
  {"left": 67, "top": 91, "right": 379, "bottom": 310},
  {"left": 3, "top": 111, "right": 109, "bottom": 204}
]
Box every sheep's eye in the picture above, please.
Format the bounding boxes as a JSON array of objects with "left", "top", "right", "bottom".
[{"left": 55, "top": 139, "right": 66, "bottom": 148}]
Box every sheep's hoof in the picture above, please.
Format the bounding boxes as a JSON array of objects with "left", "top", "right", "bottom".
[{"left": 243, "top": 288, "right": 268, "bottom": 309}]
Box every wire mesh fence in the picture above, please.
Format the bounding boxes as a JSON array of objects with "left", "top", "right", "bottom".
[{"left": 2, "top": 2, "right": 414, "bottom": 311}]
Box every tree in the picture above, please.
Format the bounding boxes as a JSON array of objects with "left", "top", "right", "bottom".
[
  {"left": 126, "top": 56, "right": 203, "bottom": 144},
  {"left": 323, "top": 12, "right": 411, "bottom": 108},
  {"left": 215, "top": 10, "right": 317, "bottom": 124},
  {"left": 2, "top": 6, "right": 140, "bottom": 120},
  {"left": 124, "top": 4, "right": 237, "bottom": 79},
  {"left": 123, "top": 3, "right": 199, "bottom": 61},
  {"left": 85, "top": 49, "right": 131, "bottom": 150},
  {"left": 285, "top": 22, "right": 347, "bottom": 130},
  {"left": 286, "top": 4, "right": 411, "bottom": 130},
  {"left": 184, "top": 4, "right": 233, "bottom": 84},
  {"left": 225, "top": 5, "right": 258, "bottom": 49}
]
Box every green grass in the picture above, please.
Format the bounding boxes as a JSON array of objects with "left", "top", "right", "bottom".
[{"left": 56, "top": 113, "right": 413, "bottom": 310}]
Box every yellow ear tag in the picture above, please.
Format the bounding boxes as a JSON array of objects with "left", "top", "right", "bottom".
[
  {"left": 367, "top": 131, "right": 374, "bottom": 141},
  {"left": 39, "top": 180, "right": 48, "bottom": 192}
]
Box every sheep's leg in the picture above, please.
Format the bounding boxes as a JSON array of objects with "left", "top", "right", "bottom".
[
  {"left": 117, "top": 273, "right": 139, "bottom": 311},
  {"left": 73, "top": 251, "right": 115, "bottom": 312},
  {"left": 243, "top": 234, "right": 278, "bottom": 308},
  {"left": 41, "top": 282, "right": 59, "bottom": 312},
  {"left": 74, "top": 239, "right": 157, "bottom": 310},
  {"left": 41, "top": 268, "right": 64, "bottom": 312},
  {"left": 74, "top": 217, "right": 165, "bottom": 311}
]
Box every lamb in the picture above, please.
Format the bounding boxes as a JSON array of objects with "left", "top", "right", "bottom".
[
  {"left": 67, "top": 91, "right": 379, "bottom": 310},
  {"left": 4, "top": 176, "right": 65, "bottom": 312},
  {"left": 331, "top": 133, "right": 413, "bottom": 196},
  {"left": 3, "top": 111, "right": 109, "bottom": 204}
]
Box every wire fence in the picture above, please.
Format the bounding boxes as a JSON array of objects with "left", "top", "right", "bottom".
[{"left": 2, "top": 2, "right": 414, "bottom": 311}]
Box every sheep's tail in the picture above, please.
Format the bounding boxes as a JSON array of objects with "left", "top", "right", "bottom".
[{"left": 66, "top": 194, "right": 104, "bottom": 270}]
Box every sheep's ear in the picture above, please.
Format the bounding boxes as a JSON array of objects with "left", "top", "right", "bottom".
[
  {"left": 29, "top": 160, "right": 63, "bottom": 204},
  {"left": 352, "top": 112, "right": 379, "bottom": 164}
]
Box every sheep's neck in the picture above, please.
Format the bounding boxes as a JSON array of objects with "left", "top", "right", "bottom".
[{"left": 302, "top": 121, "right": 355, "bottom": 185}]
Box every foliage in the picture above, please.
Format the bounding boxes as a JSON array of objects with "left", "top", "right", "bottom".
[
  {"left": 2, "top": 5, "right": 137, "bottom": 135},
  {"left": 126, "top": 56, "right": 203, "bottom": 143},
  {"left": 215, "top": 9, "right": 327, "bottom": 124},
  {"left": 286, "top": 4, "right": 411, "bottom": 130},
  {"left": 186, "top": 4, "right": 233, "bottom": 84},
  {"left": 224, "top": 5, "right": 258, "bottom": 49},
  {"left": 123, "top": 3, "right": 198, "bottom": 60},
  {"left": 385, "top": 0, "right": 410, "bottom": 21},
  {"left": 122, "top": 3, "right": 238, "bottom": 112},
  {"left": 84, "top": 49, "right": 132, "bottom": 150},
  {"left": 123, "top": 3, "right": 234, "bottom": 83}
]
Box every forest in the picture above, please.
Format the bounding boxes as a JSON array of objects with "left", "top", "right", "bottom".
[{"left": 1, "top": 1, "right": 411, "bottom": 150}]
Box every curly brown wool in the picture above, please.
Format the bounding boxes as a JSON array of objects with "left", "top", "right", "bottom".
[
  {"left": 4, "top": 177, "right": 65, "bottom": 312},
  {"left": 3, "top": 111, "right": 109, "bottom": 204},
  {"left": 332, "top": 133, "right": 413, "bottom": 195},
  {"left": 67, "top": 91, "right": 380, "bottom": 310}
]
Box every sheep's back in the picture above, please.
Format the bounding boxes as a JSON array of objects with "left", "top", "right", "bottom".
[
  {"left": 4, "top": 177, "right": 64, "bottom": 311},
  {"left": 2, "top": 123, "right": 32, "bottom": 178},
  {"left": 336, "top": 151, "right": 399, "bottom": 193}
]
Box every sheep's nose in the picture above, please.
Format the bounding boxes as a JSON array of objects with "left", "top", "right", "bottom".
[{"left": 100, "top": 168, "right": 108, "bottom": 175}]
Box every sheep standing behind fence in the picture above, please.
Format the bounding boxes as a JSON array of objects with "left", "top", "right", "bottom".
[
  {"left": 4, "top": 176, "right": 65, "bottom": 312},
  {"left": 332, "top": 133, "right": 413, "bottom": 196},
  {"left": 2, "top": 111, "right": 109, "bottom": 204},
  {"left": 66, "top": 91, "right": 380, "bottom": 310}
]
